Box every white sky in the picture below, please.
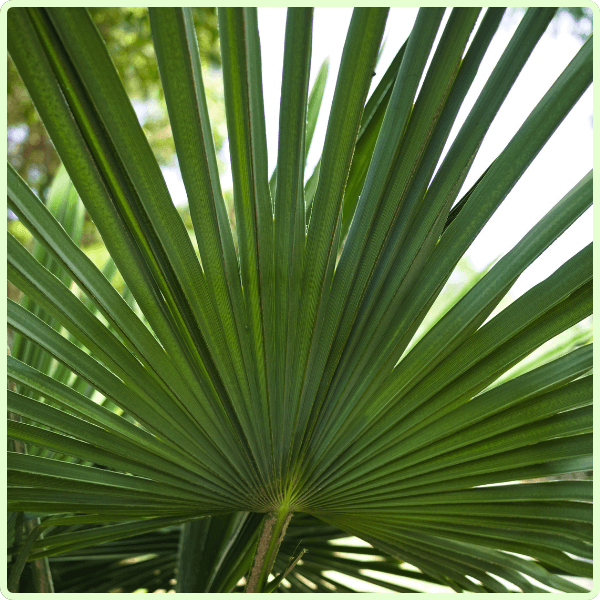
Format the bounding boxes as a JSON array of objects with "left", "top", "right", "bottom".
[{"left": 166, "top": 8, "right": 593, "bottom": 301}]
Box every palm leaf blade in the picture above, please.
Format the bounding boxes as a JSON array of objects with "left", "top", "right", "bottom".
[{"left": 7, "top": 7, "right": 592, "bottom": 593}]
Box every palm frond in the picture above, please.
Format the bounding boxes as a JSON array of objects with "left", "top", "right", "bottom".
[{"left": 7, "top": 7, "right": 592, "bottom": 593}]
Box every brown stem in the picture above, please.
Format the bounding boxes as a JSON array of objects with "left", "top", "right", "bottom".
[{"left": 246, "top": 510, "right": 292, "bottom": 593}]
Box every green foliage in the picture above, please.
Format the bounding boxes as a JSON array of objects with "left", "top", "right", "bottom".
[
  {"left": 7, "top": 7, "right": 223, "bottom": 197},
  {"left": 6, "top": 7, "right": 592, "bottom": 593}
]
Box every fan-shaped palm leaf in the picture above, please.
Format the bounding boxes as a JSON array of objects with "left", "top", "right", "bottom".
[{"left": 7, "top": 7, "right": 592, "bottom": 593}]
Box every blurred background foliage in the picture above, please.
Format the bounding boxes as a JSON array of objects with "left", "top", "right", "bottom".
[{"left": 548, "top": 6, "right": 593, "bottom": 39}]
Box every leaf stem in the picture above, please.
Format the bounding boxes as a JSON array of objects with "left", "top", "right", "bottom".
[{"left": 245, "top": 508, "right": 292, "bottom": 593}]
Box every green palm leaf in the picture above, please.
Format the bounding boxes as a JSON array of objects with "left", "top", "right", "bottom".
[{"left": 7, "top": 7, "right": 592, "bottom": 593}]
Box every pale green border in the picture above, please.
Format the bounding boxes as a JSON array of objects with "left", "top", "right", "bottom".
[{"left": 1, "top": 1, "right": 597, "bottom": 598}]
